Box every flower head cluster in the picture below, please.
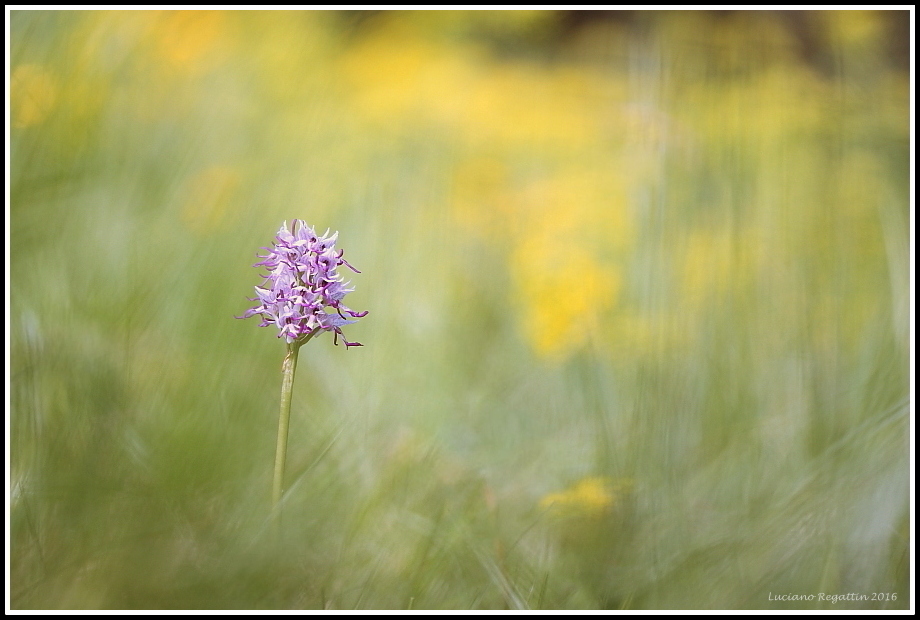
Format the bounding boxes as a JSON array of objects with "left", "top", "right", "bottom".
[{"left": 238, "top": 220, "right": 367, "bottom": 347}]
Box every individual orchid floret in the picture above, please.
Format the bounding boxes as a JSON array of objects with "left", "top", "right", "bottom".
[{"left": 238, "top": 220, "right": 366, "bottom": 348}]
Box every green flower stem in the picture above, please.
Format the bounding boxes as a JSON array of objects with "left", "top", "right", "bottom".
[{"left": 271, "top": 332, "right": 314, "bottom": 530}]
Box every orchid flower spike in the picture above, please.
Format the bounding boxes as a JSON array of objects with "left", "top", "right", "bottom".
[{"left": 239, "top": 220, "right": 367, "bottom": 348}]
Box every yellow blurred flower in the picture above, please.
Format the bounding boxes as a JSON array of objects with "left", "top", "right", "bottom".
[
  {"left": 503, "top": 168, "right": 631, "bottom": 361},
  {"left": 540, "top": 477, "right": 633, "bottom": 518},
  {"left": 11, "top": 64, "right": 58, "bottom": 128},
  {"left": 462, "top": 64, "right": 600, "bottom": 151},
  {"left": 153, "top": 10, "right": 227, "bottom": 71},
  {"left": 824, "top": 10, "right": 887, "bottom": 51},
  {"left": 514, "top": 243, "right": 620, "bottom": 360},
  {"left": 337, "top": 20, "right": 480, "bottom": 128}
]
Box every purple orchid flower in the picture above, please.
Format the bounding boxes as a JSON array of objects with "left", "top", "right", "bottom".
[{"left": 238, "top": 220, "right": 367, "bottom": 348}]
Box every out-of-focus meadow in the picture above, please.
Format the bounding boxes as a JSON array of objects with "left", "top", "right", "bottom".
[{"left": 9, "top": 10, "right": 911, "bottom": 610}]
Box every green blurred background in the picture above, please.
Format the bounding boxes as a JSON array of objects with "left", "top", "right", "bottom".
[{"left": 9, "top": 10, "right": 911, "bottom": 610}]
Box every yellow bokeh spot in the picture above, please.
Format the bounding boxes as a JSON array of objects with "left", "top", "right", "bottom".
[
  {"left": 11, "top": 64, "right": 58, "bottom": 128},
  {"left": 825, "top": 10, "right": 887, "bottom": 50},
  {"left": 337, "top": 20, "right": 480, "bottom": 128},
  {"left": 509, "top": 170, "right": 629, "bottom": 361},
  {"left": 540, "top": 476, "right": 633, "bottom": 518},
  {"left": 514, "top": 245, "right": 621, "bottom": 360},
  {"left": 153, "top": 10, "right": 226, "bottom": 70},
  {"left": 461, "top": 64, "right": 602, "bottom": 152}
]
